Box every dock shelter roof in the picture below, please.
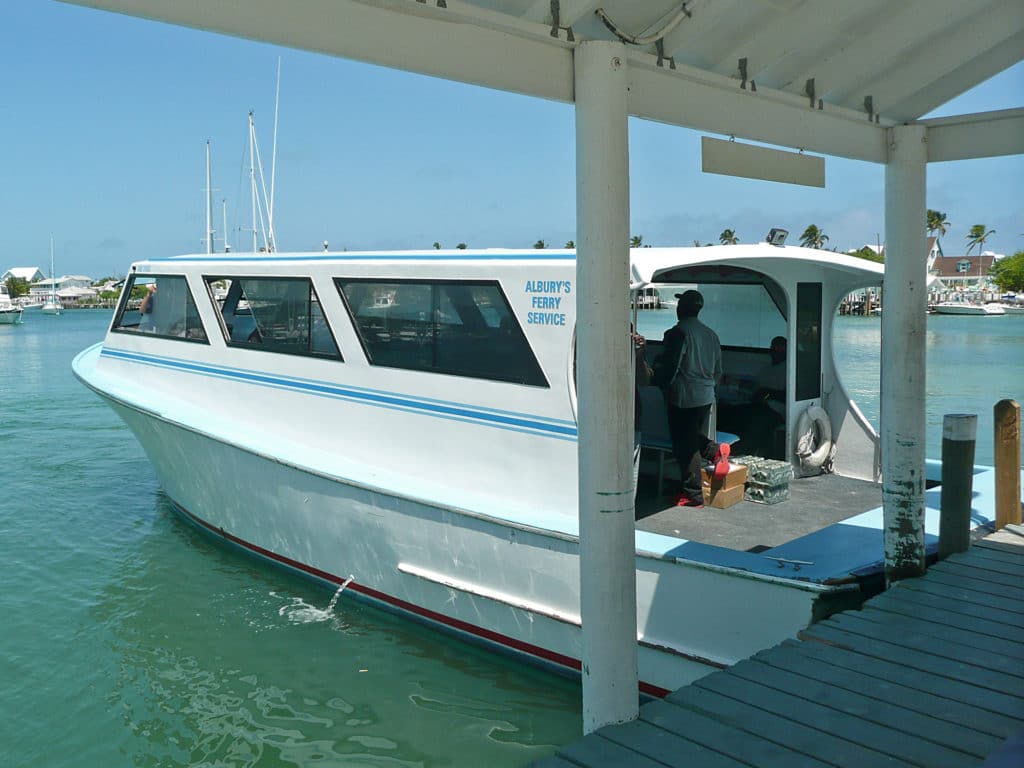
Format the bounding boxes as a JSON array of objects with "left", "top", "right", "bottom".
[{"left": 64, "top": 0, "right": 1023, "bottom": 164}]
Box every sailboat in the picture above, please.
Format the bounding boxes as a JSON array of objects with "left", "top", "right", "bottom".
[{"left": 41, "top": 237, "right": 62, "bottom": 315}]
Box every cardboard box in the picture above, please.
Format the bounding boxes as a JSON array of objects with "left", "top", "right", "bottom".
[
  {"left": 702, "top": 483, "right": 745, "bottom": 509},
  {"left": 700, "top": 463, "right": 748, "bottom": 491}
]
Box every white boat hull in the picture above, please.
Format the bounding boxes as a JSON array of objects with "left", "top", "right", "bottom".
[
  {"left": 70, "top": 245, "right": 906, "bottom": 696},
  {"left": 931, "top": 302, "right": 1005, "bottom": 315},
  {"left": 91, "top": 377, "right": 825, "bottom": 696},
  {"left": 0, "top": 308, "right": 23, "bottom": 324}
]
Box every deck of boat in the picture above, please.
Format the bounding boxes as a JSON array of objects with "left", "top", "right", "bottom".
[
  {"left": 531, "top": 526, "right": 1024, "bottom": 768},
  {"left": 635, "top": 472, "right": 883, "bottom": 553}
]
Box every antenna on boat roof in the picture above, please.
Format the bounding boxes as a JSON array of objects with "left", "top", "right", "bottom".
[
  {"left": 222, "top": 199, "right": 231, "bottom": 253},
  {"left": 205, "top": 140, "right": 214, "bottom": 255}
]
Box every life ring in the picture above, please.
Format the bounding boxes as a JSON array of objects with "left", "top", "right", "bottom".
[{"left": 794, "top": 404, "right": 834, "bottom": 475}]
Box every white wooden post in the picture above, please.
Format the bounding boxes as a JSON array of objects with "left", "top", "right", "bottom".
[
  {"left": 574, "top": 40, "right": 638, "bottom": 732},
  {"left": 882, "top": 124, "right": 928, "bottom": 582}
]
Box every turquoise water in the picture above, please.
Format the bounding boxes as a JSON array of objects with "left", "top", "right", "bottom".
[
  {"left": 2, "top": 309, "right": 1020, "bottom": 767},
  {"left": 0, "top": 311, "right": 580, "bottom": 767},
  {"left": 638, "top": 310, "right": 1024, "bottom": 466}
]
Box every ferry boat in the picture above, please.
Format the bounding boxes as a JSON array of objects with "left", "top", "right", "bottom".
[{"left": 72, "top": 243, "right": 1001, "bottom": 696}]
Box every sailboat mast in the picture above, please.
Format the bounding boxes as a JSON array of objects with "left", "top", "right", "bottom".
[
  {"left": 248, "top": 111, "right": 257, "bottom": 253},
  {"left": 205, "top": 140, "right": 214, "bottom": 255},
  {"left": 268, "top": 57, "right": 280, "bottom": 253},
  {"left": 222, "top": 199, "right": 231, "bottom": 253},
  {"left": 50, "top": 236, "right": 57, "bottom": 305}
]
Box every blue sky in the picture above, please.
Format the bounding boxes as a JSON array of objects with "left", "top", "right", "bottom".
[{"left": 2, "top": 2, "right": 1021, "bottom": 279}]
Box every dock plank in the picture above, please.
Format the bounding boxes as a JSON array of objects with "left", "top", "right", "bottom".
[
  {"left": 929, "top": 560, "right": 1024, "bottom": 591},
  {"left": 857, "top": 601, "right": 1024, "bottom": 644},
  {"left": 533, "top": 532, "right": 1024, "bottom": 768},
  {"left": 800, "top": 623, "right": 1023, "bottom": 695},
  {"left": 531, "top": 756, "right": 583, "bottom": 768},
  {"left": 895, "top": 576, "right": 1024, "bottom": 615},
  {"left": 765, "top": 640, "right": 1024, "bottom": 734},
  {"left": 960, "top": 544, "right": 1024, "bottom": 567},
  {"left": 822, "top": 612, "right": 1024, "bottom": 671},
  {"left": 871, "top": 586, "right": 1024, "bottom": 629},
  {"left": 975, "top": 537, "right": 1024, "bottom": 555},
  {"left": 599, "top": 718, "right": 748, "bottom": 768},
  {"left": 668, "top": 683, "right": 917, "bottom": 767},
  {"left": 640, "top": 698, "right": 833, "bottom": 768},
  {"left": 559, "top": 733, "right": 667, "bottom": 768},
  {"left": 694, "top": 667, "right": 979, "bottom": 767},
  {"left": 728, "top": 657, "right": 1002, "bottom": 758},
  {"left": 913, "top": 568, "right": 1024, "bottom": 601}
]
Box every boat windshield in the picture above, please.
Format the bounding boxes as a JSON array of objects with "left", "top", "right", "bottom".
[{"left": 639, "top": 281, "right": 786, "bottom": 349}]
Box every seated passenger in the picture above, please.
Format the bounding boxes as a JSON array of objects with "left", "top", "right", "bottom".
[
  {"left": 744, "top": 335, "right": 787, "bottom": 458},
  {"left": 138, "top": 283, "right": 157, "bottom": 332}
]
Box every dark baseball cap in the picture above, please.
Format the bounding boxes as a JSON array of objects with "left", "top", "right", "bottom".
[{"left": 674, "top": 289, "right": 704, "bottom": 309}]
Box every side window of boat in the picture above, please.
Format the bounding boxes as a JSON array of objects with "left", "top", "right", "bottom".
[
  {"left": 205, "top": 276, "right": 342, "bottom": 360},
  {"left": 336, "top": 279, "right": 548, "bottom": 387},
  {"left": 112, "top": 274, "right": 209, "bottom": 343}
]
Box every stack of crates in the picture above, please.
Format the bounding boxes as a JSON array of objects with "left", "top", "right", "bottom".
[{"left": 734, "top": 456, "right": 793, "bottom": 504}]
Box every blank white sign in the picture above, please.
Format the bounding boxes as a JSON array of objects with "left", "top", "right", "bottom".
[{"left": 701, "top": 136, "right": 825, "bottom": 188}]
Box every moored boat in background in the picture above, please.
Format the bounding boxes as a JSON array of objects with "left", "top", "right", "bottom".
[
  {"left": 0, "top": 296, "right": 24, "bottom": 324},
  {"left": 930, "top": 299, "right": 1005, "bottom": 315},
  {"left": 41, "top": 237, "right": 62, "bottom": 316}
]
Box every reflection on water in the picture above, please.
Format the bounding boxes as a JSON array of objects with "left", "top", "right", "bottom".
[
  {"left": 2, "top": 311, "right": 580, "bottom": 768},
  {"left": 84, "top": 500, "right": 581, "bottom": 767}
]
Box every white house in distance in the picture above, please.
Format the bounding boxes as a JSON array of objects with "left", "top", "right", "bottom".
[
  {"left": 30, "top": 274, "right": 98, "bottom": 306},
  {"left": 2, "top": 267, "right": 46, "bottom": 294}
]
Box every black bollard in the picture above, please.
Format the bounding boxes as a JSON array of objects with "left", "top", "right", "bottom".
[{"left": 939, "top": 413, "right": 977, "bottom": 559}]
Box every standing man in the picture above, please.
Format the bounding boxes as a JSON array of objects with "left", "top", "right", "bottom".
[{"left": 654, "top": 289, "right": 725, "bottom": 506}]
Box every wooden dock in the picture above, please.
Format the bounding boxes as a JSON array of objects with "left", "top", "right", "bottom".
[{"left": 532, "top": 527, "right": 1024, "bottom": 768}]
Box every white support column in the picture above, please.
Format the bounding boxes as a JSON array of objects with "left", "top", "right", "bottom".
[
  {"left": 881, "top": 124, "right": 928, "bottom": 583},
  {"left": 574, "top": 40, "right": 638, "bottom": 732}
]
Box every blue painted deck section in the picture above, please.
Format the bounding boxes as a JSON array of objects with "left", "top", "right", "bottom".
[
  {"left": 532, "top": 527, "right": 1024, "bottom": 768},
  {"left": 637, "top": 466, "right": 1021, "bottom": 586}
]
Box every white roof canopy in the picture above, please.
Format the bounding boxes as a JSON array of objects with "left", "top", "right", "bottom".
[{"left": 64, "top": 1, "right": 1022, "bottom": 164}]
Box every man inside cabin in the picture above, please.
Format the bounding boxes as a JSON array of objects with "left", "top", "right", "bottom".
[
  {"left": 138, "top": 282, "right": 157, "bottom": 333},
  {"left": 653, "top": 289, "right": 726, "bottom": 507},
  {"left": 744, "top": 335, "right": 787, "bottom": 458}
]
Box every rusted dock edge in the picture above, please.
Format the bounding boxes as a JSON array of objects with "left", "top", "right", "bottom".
[{"left": 532, "top": 527, "right": 1024, "bottom": 768}]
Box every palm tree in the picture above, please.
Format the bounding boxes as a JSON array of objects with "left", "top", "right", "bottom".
[
  {"left": 564, "top": 240, "right": 575, "bottom": 249},
  {"left": 630, "top": 234, "right": 643, "bottom": 248},
  {"left": 965, "top": 224, "right": 995, "bottom": 256},
  {"left": 432, "top": 242, "right": 441, "bottom": 250},
  {"left": 799, "top": 225, "right": 829, "bottom": 249},
  {"left": 456, "top": 242, "right": 467, "bottom": 250},
  {"left": 966, "top": 224, "right": 996, "bottom": 285},
  {"left": 926, "top": 210, "right": 950, "bottom": 242},
  {"left": 719, "top": 229, "right": 739, "bottom": 245},
  {"left": 534, "top": 239, "right": 546, "bottom": 249}
]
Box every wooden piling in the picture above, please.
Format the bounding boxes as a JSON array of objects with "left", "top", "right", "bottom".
[
  {"left": 994, "top": 399, "right": 1022, "bottom": 530},
  {"left": 939, "top": 414, "right": 976, "bottom": 559}
]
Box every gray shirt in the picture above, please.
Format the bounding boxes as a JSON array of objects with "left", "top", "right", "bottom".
[{"left": 664, "top": 316, "right": 722, "bottom": 408}]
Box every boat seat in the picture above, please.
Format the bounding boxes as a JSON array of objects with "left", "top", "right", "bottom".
[{"left": 639, "top": 385, "right": 739, "bottom": 497}]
